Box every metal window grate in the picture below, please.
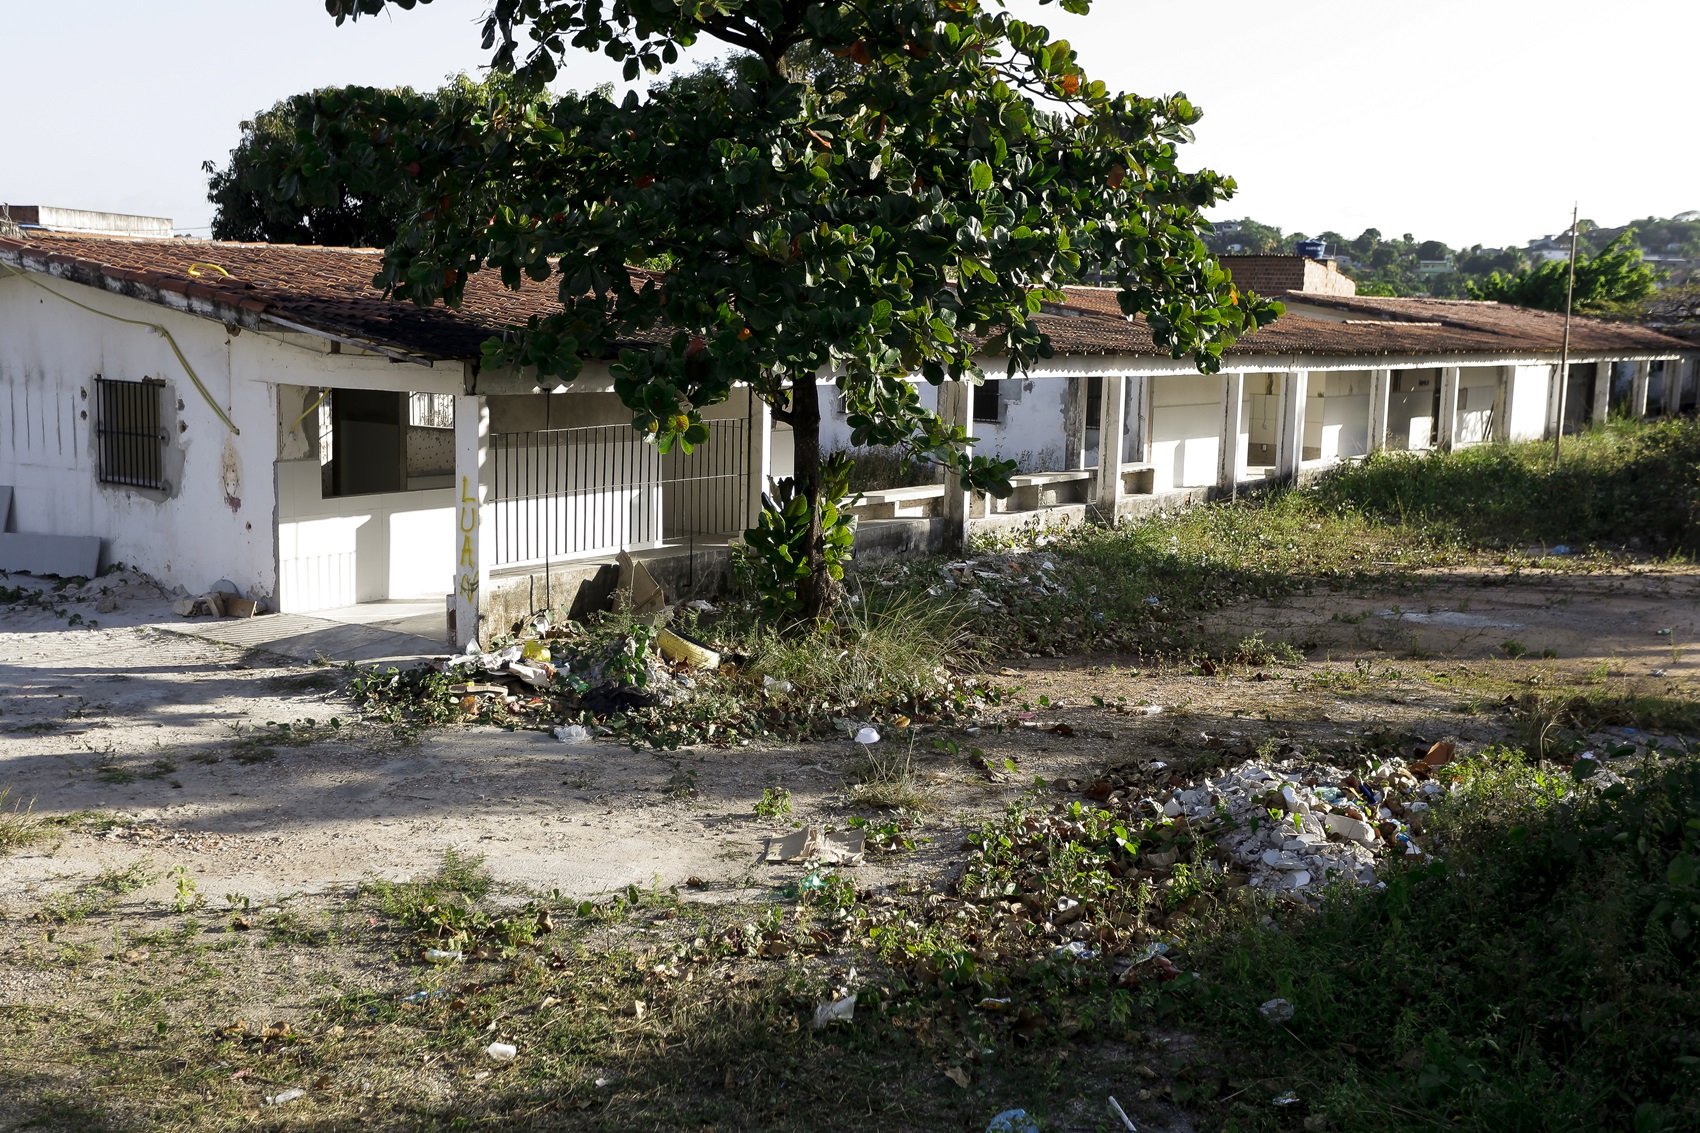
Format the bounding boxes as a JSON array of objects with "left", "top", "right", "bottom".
[
  {"left": 95, "top": 378, "right": 166, "bottom": 489},
  {"left": 489, "top": 420, "right": 748, "bottom": 567},
  {"left": 973, "top": 379, "right": 1003, "bottom": 422}
]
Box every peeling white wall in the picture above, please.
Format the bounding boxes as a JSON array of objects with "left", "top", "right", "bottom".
[
  {"left": 0, "top": 273, "right": 278, "bottom": 596},
  {"left": 1149, "top": 374, "right": 1225, "bottom": 491}
]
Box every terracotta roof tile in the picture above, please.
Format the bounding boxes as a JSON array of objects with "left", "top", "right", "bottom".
[{"left": 1, "top": 233, "right": 1690, "bottom": 367}]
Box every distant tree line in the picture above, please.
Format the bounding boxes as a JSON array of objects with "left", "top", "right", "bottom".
[{"left": 1203, "top": 214, "right": 1696, "bottom": 312}]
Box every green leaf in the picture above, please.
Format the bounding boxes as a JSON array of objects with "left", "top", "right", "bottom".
[{"left": 970, "top": 160, "right": 994, "bottom": 193}]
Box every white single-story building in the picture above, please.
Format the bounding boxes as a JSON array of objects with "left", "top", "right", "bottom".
[{"left": 2, "top": 230, "right": 1693, "bottom": 648}]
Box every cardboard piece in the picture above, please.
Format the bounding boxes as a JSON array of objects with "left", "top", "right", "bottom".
[
  {"left": 616, "top": 551, "right": 666, "bottom": 616},
  {"left": 0, "top": 532, "right": 101, "bottom": 579},
  {"left": 763, "top": 824, "right": 866, "bottom": 866}
]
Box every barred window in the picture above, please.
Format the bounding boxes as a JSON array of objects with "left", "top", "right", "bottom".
[
  {"left": 973, "top": 379, "right": 1003, "bottom": 423},
  {"left": 95, "top": 377, "right": 166, "bottom": 489},
  {"left": 409, "top": 392, "right": 456, "bottom": 429}
]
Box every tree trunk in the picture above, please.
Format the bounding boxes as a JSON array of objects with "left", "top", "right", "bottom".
[{"left": 788, "top": 372, "right": 832, "bottom": 621}]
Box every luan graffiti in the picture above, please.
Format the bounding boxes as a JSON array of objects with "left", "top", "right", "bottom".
[{"left": 457, "top": 474, "right": 479, "bottom": 602}]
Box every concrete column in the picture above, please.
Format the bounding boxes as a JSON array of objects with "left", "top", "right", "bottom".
[
  {"left": 1437, "top": 365, "right": 1461, "bottom": 450},
  {"left": 452, "top": 393, "right": 491, "bottom": 652},
  {"left": 1368, "top": 368, "right": 1391, "bottom": 453},
  {"left": 939, "top": 380, "right": 974, "bottom": 551},
  {"left": 1275, "top": 370, "right": 1309, "bottom": 481},
  {"left": 1218, "top": 372, "right": 1245, "bottom": 490},
  {"left": 1630, "top": 360, "right": 1651, "bottom": 418},
  {"left": 1663, "top": 359, "right": 1685, "bottom": 416},
  {"left": 745, "top": 389, "right": 772, "bottom": 532},
  {"left": 1547, "top": 363, "right": 1567, "bottom": 438},
  {"left": 1592, "top": 361, "right": 1613, "bottom": 424},
  {"left": 1064, "top": 376, "right": 1091, "bottom": 470},
  {"left": 1094, "top": 374, "right": 1128, "bottom": 518},
  {"left": 1126, "top": 375, "right": 1151, "bottom": 463}
]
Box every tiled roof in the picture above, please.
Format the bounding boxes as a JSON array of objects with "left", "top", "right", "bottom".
[
  {"left": 0, "top": 233, "right": 1689, "bottom": 367},
  {"left": 1049, "top": 286, "right": 1691, "bottom": 359}
]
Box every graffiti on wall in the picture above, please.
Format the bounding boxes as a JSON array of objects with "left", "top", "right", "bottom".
[{"left": 457, "top": 474, "right": 479, "bottom": 602}]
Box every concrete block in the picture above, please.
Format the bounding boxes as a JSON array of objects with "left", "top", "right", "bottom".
[
  {"left": 172, "top": 597, "right": 200, "bottom": 617},
  {"left": 0, "top": 532, "right": 101, "bottom": 579},
  {"left": 1323, "top": 812, "right": 1377, "bottom": 844}
]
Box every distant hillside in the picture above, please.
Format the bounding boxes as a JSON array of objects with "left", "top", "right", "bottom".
[{"left": 1207, "top": 214, "right": 1699, "bottom": 298}]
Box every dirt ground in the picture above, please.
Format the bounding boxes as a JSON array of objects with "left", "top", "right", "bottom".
[{"left": 5, "top": 563, "right": 1696, "bottom": 917}]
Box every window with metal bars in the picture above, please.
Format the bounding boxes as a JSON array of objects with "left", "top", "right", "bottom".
[
  {"left": 972, "top": 379, "right": 1004, "bottom": 422},
  {"left": 95, "top": 377, "right": 167, "bottom": 489}
]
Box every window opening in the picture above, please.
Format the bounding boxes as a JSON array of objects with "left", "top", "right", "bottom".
[
  {"left": 95, "top": 377, "right": 166, "bottom": 489},
  {"left": 973, "top": 379, "right": 1003, "bottom": 423}
]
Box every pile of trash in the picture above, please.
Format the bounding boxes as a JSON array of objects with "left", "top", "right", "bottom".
[{"left": 1083, "top": 740, "right": 1456, "bottom": 896}]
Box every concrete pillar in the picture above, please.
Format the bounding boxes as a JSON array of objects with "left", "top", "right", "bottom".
[
  {"left": 1218, "top": 372, "right": 1245, "bottom": 490},
  {"left": 1127, "top": 375, "right": 1151, "bottom": 463},
  {"left": 939, "top": 380, "right": 974, "bottom": 550},
  {"left": 1592, "top": 360, "right": 1613, "bottom": 424},
  {"left": 452, "top": 393, "right": 491, "bottom": 652},
  {"left": 1630, "top": 360, "right": 1651, "bottom": 418},
  {"left": 1275, "top": 370, "right": 1309, "bottom": 481},
  {"left": 1093, "top": 373, "right": 1128, "bottom": 519},
  {"left": 1368, "top": 368, "right": 1391, "bottom": 454},
  {"left": 1663, "top": 359, "right": 1685, "bottom": 416},
  {"left": 1064, "top": 376, "right": 1091, "bottom": 470},
  {"left": 1437, "top": 365, "right": 1461, "bottom": 450},
  {"left": 745, "top": 389, "right": 772, "bottom": 531}
]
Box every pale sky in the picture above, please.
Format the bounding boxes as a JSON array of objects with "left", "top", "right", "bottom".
[{"left": 4, "top": 0, "right": 1694, "bottom": 250}]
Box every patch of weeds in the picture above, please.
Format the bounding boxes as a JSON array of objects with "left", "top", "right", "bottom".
[
  {"left": 227, "top": 717, "right": 341, "bottom": 763},
  {"left": 1177, "top": 750, "right": 1700, "bottom": 1133},
  {"left": 9, "top": 720, "right": 64, "bottom": 734},
  {"left": 848, "top": 744, "right": 934, "bottom": 811},
  {"left": 36, "top": 860, "right": 158, "bottom": 924},
  {"left": 141, "top": 757, "right": 178, "bottom": 780},
  {"left": 665, "top": 765, "right": 700, "bottom": 798},
  {"left": 0, "top": 786, "right": 45, "bottom": 855},
  {"left": 169, "top": 864, "right": 202, "bottom": 913},
  {"left": 94, "top": 755, "right": 135, "bottom": 785},
  {"left": 1501, "top": 638, "right": 1529, "bottom": 659},
  {"left": 849, "top": 809, "right": 925, "bottom": 853},
  {"left": 264, "top": 668, "right": 341, "bottom": 693},
  {"left": 754, "top": 787, "right": 792, "bottom": 821}
]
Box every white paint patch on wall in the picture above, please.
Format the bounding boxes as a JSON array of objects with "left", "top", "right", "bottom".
[{"left": 1307, "top": 370, "right": 1372, "bottom": 462}]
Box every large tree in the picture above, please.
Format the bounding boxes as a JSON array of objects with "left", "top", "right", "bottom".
[
  {"left": 299, "top": 0, "right": 1278, "bottom": 619},
  {"left": 204, "top": 75, "right": 534, "bottom": 246}
]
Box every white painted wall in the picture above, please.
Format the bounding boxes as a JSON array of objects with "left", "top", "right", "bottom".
[
  {"left": 0, "top": 272, "right": 461, "bottom": 607},
  {"left": 1149, "top": 375, "right": 1225, "bottom": 491},
  {"left": 0, "top": 274, "right": 278, "bottom": 596},
  {"left": 819, "top": 375, "right": 1072, "bottom": 476},
  {"left": 1505, "top": 365, "right": 1552, "bottom": 441},
  {"left": 1307, "top": 370, "right": 1372, "bottom": 461}
]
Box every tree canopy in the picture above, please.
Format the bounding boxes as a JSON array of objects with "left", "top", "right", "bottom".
[
  {"left": 204, "top": 75, "right": 534, "bottom": 246},
  {"left": 298, "top": 0, "right": 1278, "bottom": 617},
  {"left": 1467, "top": 231, "right": 1662, "bottom": 314}
]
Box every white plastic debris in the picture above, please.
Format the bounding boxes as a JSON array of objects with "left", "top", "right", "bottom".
[
  {"left": 486, "top": 1042, "right": 518, "bottom": 1062},
  {"left": 812, "top": 994, "right": 857, "bottom": 1029},
  {"left": 1260, "top": 997, "right": 1295, "bottom": 1023},
  {"left": 553, "top": 724, "right": 593, "bottom": 744},
  {"left": 424, "top": 949, "right": 462, "bottom": 964},
  {"left": 853, "top": 726, "right": 881, "bottom": 745},
  {"left": 762, "top": 675, "right": 794, "bottom": 694},
  {"left": 265, "top": 1088, "right": 306, "bottom": 1106}
]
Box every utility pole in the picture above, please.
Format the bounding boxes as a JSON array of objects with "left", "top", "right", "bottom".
[{"left": 1553, "top": 204, "right": 1580, "bottom": 463}]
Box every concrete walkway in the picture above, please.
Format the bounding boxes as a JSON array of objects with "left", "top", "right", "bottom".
[{"left": 184, "top": 602, "right": 446, "bottom": 668}]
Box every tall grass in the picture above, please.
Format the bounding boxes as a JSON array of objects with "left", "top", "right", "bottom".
[
  {"left": 1308, "top": 416, "right": 1700, "bottom": 552},
  {"left": 742, "top": 587, "right": 975, "bottom": 704}
]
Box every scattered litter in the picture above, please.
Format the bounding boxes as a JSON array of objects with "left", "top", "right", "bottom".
[
  {"left": 811, "top": 994, "right": 857, "bottom": 1029},
  {"left": 616, "top": 551, "right": 666, "bottom": 616},
  {"left": 265, "top": 1088, "right": 306, "bottom": 1106},
  {"left": 1657, "top": 627, "right": 1673, "bottom": 636},
  {"left": 486, "top": 1042, "right": 517, "bottom": 1062},
  {"left": 945, "top": 1067, "right": 971, "bottom": 1089},
  {"left": 762, "top": 675, "right": 794, "bottom": 694},
  {"left": 1551, "top": 545, "right": 1570, "bottom": 555},
  {"left": 1272, "top": 1091, "right": 1301, "bottom": 1106},
  {"left": 977, "top": 997, "right": 1012, "bottom": 1011},
  {"left": 552, "top": 724, "right": 593, "bottom": 745},
  {"left": 402, "top": 989, "right": 447, "bottom": 1005},
  {"left": 1652, "top": 669, "right": 1669, "bottom": 677},
  {"left": 986, "top": 1109, "right": 1041, "bottom": 1133},
  {"left": 764, "top": 824, "right": 866, "bottom": 865},
  {"left": 1260, "top": 997, "right": 1295, "bottom": 1023},
  {"left": 853, "top": 726, "right": 881, "bottom": 745},
  {"left": 423, "top": 949, "right": 462, "bottom": 964},
  {"left": 1108, "top": 1095, "right": 1138, "bottom": 1131},
  {"left": 1053, "top": 941, "right": 1099, "bottom": 961}
]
